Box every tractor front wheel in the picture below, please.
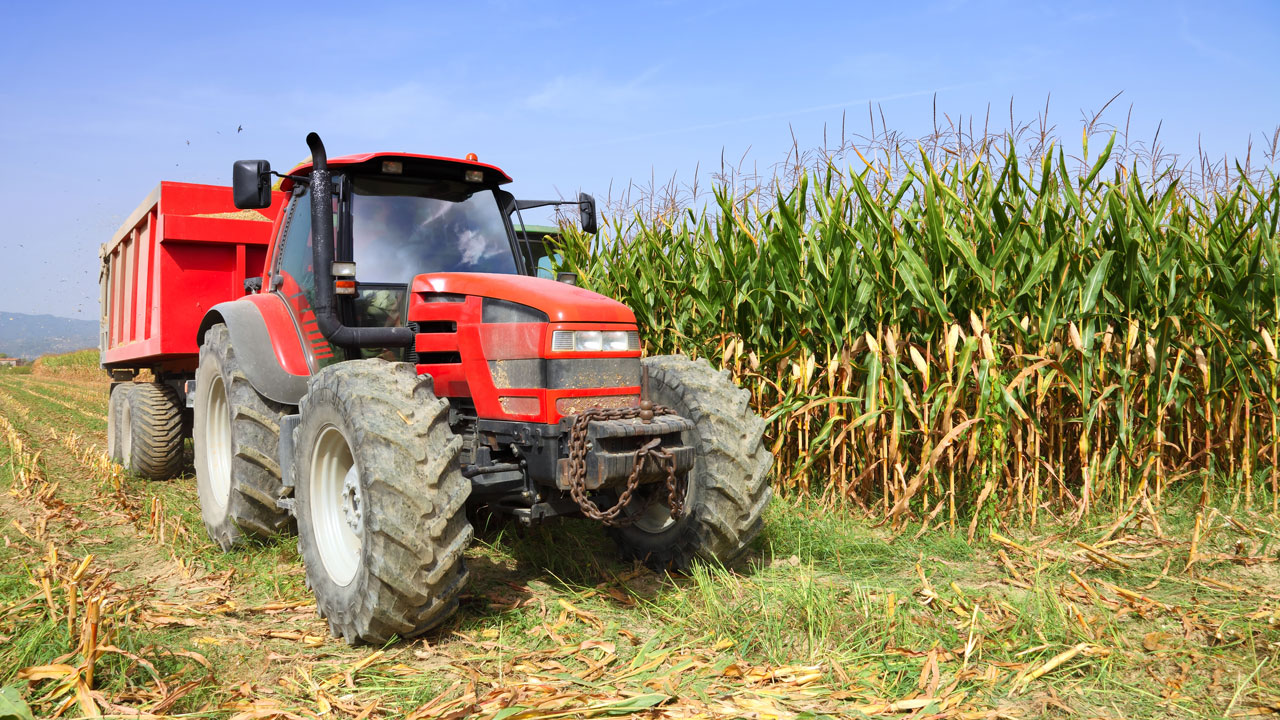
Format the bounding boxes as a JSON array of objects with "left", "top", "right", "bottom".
[
  {"left": 609, "top": 355, "right": 772, "bottom": 570},
  {"left": 293, "top": 360, "right": 471, "bottom": 644}
]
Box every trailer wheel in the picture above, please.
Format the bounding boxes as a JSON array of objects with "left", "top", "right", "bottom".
[
  {"left": 194, "top": 324, "right": 293, "bottom": 550},
  {"left": 293, "top": 360, "right": 471, "bottom": 644},
  {"left": 118, "top": 382, "right": 184, "bottom": 479},
  {"left": 609, "top": 355, "right": 772, "bottom": 570},
  {"left": 107, "top": 383, "right": 134, "bottom": 464}
]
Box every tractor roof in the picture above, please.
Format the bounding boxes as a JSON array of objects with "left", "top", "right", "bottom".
[{"left": 280, "top": 151, "right": 512, "bottom": 192}]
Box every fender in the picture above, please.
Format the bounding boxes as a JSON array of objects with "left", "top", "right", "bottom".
[{"left": 197, "top": 294, "right": 311, "bottom": 405}]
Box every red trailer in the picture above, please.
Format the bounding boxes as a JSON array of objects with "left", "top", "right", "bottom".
[
  {"left": 101, "top": 181, "right": 285, "bottom": 478},
  {"left": 99, "top": 181, "right": 286, "bottom": 372}
]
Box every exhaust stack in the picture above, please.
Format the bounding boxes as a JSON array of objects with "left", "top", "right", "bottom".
[{"left": 306, "top": 132, "right": 414, "bottom": 350}]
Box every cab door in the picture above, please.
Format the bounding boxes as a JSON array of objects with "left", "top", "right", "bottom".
[{"left": 272, "top": 186, "right": 340, "bottom": 368}]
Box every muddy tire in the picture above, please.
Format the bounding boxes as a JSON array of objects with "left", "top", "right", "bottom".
[
  {"left": 293, "top": 360, "right": 471, "bottom": 644},
  {"left": 609, "top": 355, "right": 772, "bottom": 570},
  {"left": 106, "top": 383, "right": 133, "bottom": 464},
  {"left": 194, "top": 324, "right": 293, "bottom": 550},
  {"left": 117, "top": 382, "right": 184, "bottom": 480}
]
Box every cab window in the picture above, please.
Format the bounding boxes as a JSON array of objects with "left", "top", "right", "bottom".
[
  {"left": 350, "top": 177, "right": 518, "bottom": 283},
  {"left": 278, "top": 188, "right": 315, "bottom": 298}
]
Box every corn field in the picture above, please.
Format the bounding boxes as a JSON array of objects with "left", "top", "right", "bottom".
[{"left": 554, "top": 136, "right": 1280, "bottom": 529}]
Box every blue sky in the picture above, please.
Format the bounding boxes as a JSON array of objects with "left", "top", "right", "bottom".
[{"left": 2, "top": 0, "right": 1277, "bottom": 320}]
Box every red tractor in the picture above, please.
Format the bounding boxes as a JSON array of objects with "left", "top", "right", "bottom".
[{"left": 102, "top": 133, "right": 771, "bottom": 643}]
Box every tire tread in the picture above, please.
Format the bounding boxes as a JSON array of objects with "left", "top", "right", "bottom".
[{"left": 125, "top": 383, "right": 183, "bottom": 480}]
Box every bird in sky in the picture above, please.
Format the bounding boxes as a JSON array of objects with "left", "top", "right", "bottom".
[{"left": 237, "top": 125, "right": 243, "bottom": 133}]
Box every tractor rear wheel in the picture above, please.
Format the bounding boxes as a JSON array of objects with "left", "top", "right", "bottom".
[
  {"left": 292, "top": 360, "right": 471, "bottom": 644},
  {"left": 194, "top": 324, "right": 293, "bottom": 550},
  {"left": 117, "top": 382, "right": 184, "bottom": 479},
  {"left": 609, "top": 355, "right": 772, "bottom": 570}
]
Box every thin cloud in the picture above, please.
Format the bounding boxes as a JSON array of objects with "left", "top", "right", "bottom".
[
  {"left": 584, "top": 82, "right": 983, "bottom": 148},
  {"left": 1176, "top": 7, "right": 1242, "bottom": 68},
  {"left": 524, "top": 66, "right": 666, "bottom": 111}
]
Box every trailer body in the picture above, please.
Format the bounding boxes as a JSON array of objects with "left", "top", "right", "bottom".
[{"left": 99, "top": 181, "right": 286, "bottom": 373}]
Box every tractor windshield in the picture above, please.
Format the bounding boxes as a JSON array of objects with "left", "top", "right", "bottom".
[{"left": 350, "top": 176, "right": 518, "bottom": 283}]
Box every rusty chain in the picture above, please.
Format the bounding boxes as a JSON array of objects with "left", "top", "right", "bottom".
[{"left": 565, "top": 401, "right": 686, "bottom": 526}]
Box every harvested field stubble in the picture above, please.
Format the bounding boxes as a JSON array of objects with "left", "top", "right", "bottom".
[{"left": 0, "top": 373, "right": 1278, "bottom": 719}]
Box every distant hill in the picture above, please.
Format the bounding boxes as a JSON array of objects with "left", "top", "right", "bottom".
[{"left": 0, "top": 311, "right": 98, "bottom": 360}]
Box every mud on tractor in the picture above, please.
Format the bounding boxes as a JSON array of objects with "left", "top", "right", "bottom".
[{"left": 100, "top": 133, "right": 771, "bottom": 643}]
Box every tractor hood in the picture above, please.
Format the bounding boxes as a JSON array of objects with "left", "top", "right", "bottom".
[{"left": 409, "top": 273, "right": 636, "bottom": 324}]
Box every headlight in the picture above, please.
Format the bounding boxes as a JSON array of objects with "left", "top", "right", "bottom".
[
  {"left": 552, "top": 330, "right": 641, "bottom": 352},
  {"left": 576, "top": 331, "right": 603, "bottom": 351},
  {"left": 602, "top": 331, "right": 630, "bottom": 351}
]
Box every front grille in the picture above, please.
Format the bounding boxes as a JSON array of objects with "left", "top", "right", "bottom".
[{"left": 405, "top": 321, "right": 419, "bottom": 364}]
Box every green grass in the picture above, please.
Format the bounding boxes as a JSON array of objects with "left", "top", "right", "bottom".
[{"left": 0, "top": 376, "right": 105, "bottom": 431}]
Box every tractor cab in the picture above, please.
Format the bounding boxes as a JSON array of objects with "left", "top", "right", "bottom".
[
  {"left": 270, "top": 153, "right": 515, "bottom": 345},
  {"left": 261, "top": 151, "right": 590, "bottom": 351}
]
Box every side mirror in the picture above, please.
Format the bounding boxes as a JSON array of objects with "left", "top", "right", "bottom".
[
  {"left": 232, "top": 159, "right": 273, "bottom": 209},
  {"left": 578, "top": 193, "right": 598, "bottom": 235},
  {"left": 556, "top": 272, "right": 579, "bottom": 286}
]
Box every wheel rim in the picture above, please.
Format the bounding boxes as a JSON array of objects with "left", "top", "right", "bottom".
[
  {"left": 628, "top": 469, "right": 693, "bottom": 534},
  {"left": 311, "top": 425, "right": 362, "bottom": 586},
  {"left": 205, "top": 375, "right": 233, "bottom": 510},
  {"left": 631, "top": 494, "right": 678, "bottom": 533},
  {"left": 628, "top": 425, "right": 694, "bottom": 535},
  {"left": 120, "top": 399, "right": 133, "bottom": 466}
]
